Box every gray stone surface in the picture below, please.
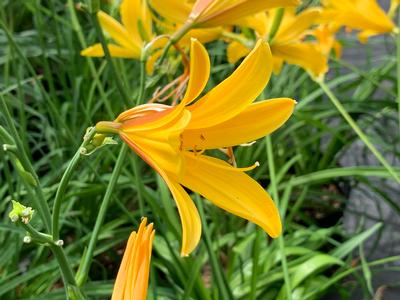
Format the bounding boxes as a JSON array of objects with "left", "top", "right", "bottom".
[{"left": 328, "top": 2, "right": 400, "bottom": 296}]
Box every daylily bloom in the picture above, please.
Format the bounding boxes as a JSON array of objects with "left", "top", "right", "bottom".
[
  {"left": 312, "top": 24, "right": 342, "bottom": 59},
  {"left": 149, "top": 0, "right": 300, "bottom": 31},
  {"left": 81, "top": 0, "right": 153, "bottom": 59},
  {"left": 321, "top": 0, "right": 397, "bottom": 42},
  {"left": 227, "top": 8, "right": 328, "bottom": 77},
  {"left": 112, "top": 218, "right": 154, "bottom": 300},
  {"left": 96, "top": 39, "right": 295, "bottom": 256}
]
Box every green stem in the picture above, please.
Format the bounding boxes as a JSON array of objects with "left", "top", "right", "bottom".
[
  {"left": 91, "top": 11, "right": 131, "bottom": 107},
  {"left": 75, "top": 144, "right": 128, "bottom": 286},
  {"left": 317, "top": 79, "right": 400, "bottom": 184},
  {"left": 157, "top": 21, "right": 194, "bottom": 67},
  {"left": 66, "top": 0, "right": 114, "bottom": 118},
  {"left": 265, "top": 136, "right": 292, "bottom": 300},
  {"left": 52, "top": 127, "right": 97, "bottom": 240},
  {"left": 268, "top": 8, "right": 285, "bottom": 43},
  {"left": 332, "top": 57, "right": 396, "bottom": 98},
  {"left": 196, "top": 196, "right": 233, "bottom": 300},
  {"left": 396, "top": 13, "right": 400, "bottom": 133},
  {"left": 137, "top": 53, "right": 147, "bottom": 106},
  {"left": 0, "top": 95, "right": 52, "bottom": 232},
  {"left": 249, "top": 229, "right": 263, "bottom": 300},
  {"left": 21, "top": 223, "right": 86, "bottom": 300},
  {"left": 130, "top": 50, "right": 148, "bottom": 216}
]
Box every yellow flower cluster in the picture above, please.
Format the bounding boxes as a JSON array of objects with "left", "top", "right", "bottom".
[{"left": 81, "top": 0, "right": 399, "bottom": 298}]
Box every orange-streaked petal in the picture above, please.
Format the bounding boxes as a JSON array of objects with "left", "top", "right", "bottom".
[
  {"left": 181, "top": 39, "right": 210, "bottom": 105},
  {"left": 271, "top": 43, "right": 328, "bottom": 76},
  {"left": 111, "top": 218, "right": 154, "bottom": 300},
  {"left": 97, "top": 11, "right": 139, "bottom": 51},
  {"left": 198, "top": 0, "right": 300, "bottom": 27},
  {"left": 187, "top": 40, "right": 272, "bottom": 129},
  {"left": 179, "top": 152, "right": 282, "bottom": 238},
  {"left": 120, "top": 108, "right": 191, "bottom": 175},
  {"left": 80, "top": 43, "right": 139, "bottom": 58},
  {"left": 181, "top": 98, "right": 295, "bottom": 150},
  {"left": 226, "top": 41, "right": 251, "bottom": 64},
  {"left": 190, "top": 0, "right": 215, "bottom": 20}
]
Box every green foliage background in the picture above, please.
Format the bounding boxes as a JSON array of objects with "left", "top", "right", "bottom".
[{"left": 0, "top": 0, "right": 399, "bottom": 299}]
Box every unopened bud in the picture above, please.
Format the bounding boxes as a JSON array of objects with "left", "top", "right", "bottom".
[
  {"left": 79, "top": 147, "right": 88, "bottom": 155},
  {"left": 9, "top": 200, "right": 34, "bottom": 223},
  {"left": 23, "top": 236, "right": 32, "bottom": 244},
  {"left": 55, "top": 239, "right": 64, "bottom": 247},
  {"left": 21, "top": 207, "right": 34, "bottom": 217},
  {"left": 10, "top": 214, "right": 19, "bottom": 223}
]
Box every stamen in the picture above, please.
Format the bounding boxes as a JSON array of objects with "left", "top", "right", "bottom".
[
  {"left": 240, "top": 141, "right": 257, "bottom": 147},
  {"left": 197, "top": 154, "right": 260, "bottom": 172}
]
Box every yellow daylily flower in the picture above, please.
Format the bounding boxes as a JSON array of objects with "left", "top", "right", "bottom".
[
  {"left": 149, "top": 0, "right": 300, "bottom": 34},
  {"left": 81, "top": 0, "right": 153, "bottom": 59},
  {"left": 321, "top": 0, "right": 397, "bottom": 42},
  {"left": 227, "top": 8, "right": 328, "bottom": 77},
  {"left": 312, "top": 24, "right": 342, "bottom": 58},
  {"left": 111, "top": 218, "right": 154, "bottom": 300},
  {"left": 96, "top": 39, "right": 296, "bottom": 256}
]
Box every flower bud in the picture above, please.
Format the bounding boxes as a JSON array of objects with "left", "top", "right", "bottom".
[
  {"left": 8, "top": 200, "right": 34, "bottom": 224},
  {"left": 23, "top": 236, "right": 32, "bottom": 244}
]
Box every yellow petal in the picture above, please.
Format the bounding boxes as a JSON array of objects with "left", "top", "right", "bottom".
[
  {"left": 181, "top": 39, "right": 210, "bottom": 105},
  {"left": 271, "top": 43, "right": 328, "bottom": 76},
  {"left": 357, "top": 30, "right": 380, "bottom": 43},
  {"left": 112, "top": 218, "right": 154, "bottom": 300},
  {"left": 80, "top": 43, "right": 139, "bottom": 58},
  {"left": 165, "top": 178, "right": 202, "bottom": 256},
  {"left": 180, "top": 27, "right": 222, "bottom": 45},
  {"left": 97, "top": 11, "right": 139, "bottom": 51},
  {"left": 235, "top": 12, "right": 269, "bottom": 36},
  {"left": 333, "top": 41, "right": 342, "bottom": 58},
  {"left": 181, "top": 98, "right": 295, "bottom": 150},
  {"left": 198, "top": 0, "right": 300, "bottom": 27},
  {"left": 146, "top": 49, "right": 163, "bottom": 75},
  {"left": 322, "top": 0, "right": 395, "bottom": 34},
  {"left": 226, "top": 41, "right": 251, "bottom": 64},
  {"left": 274, "top": 8, "right": 321, "bottom": 44},
  {"left": 272, "top": 56, "right": 284, "bottom": 74},
  {"left": 119, "top": 116, "right": 202, "bottom": 256},
  {"left": 149, "top": 0, "right": 191, "bottom": 24},
  {"left": 120, "top": 0, "right": 151, "bottom": 43},
  {"left": 187, "top": 40, "right": 272, "bottom": 129},
  {"left": 179, "top": 152, "right": 282, "bottom": 238}
]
